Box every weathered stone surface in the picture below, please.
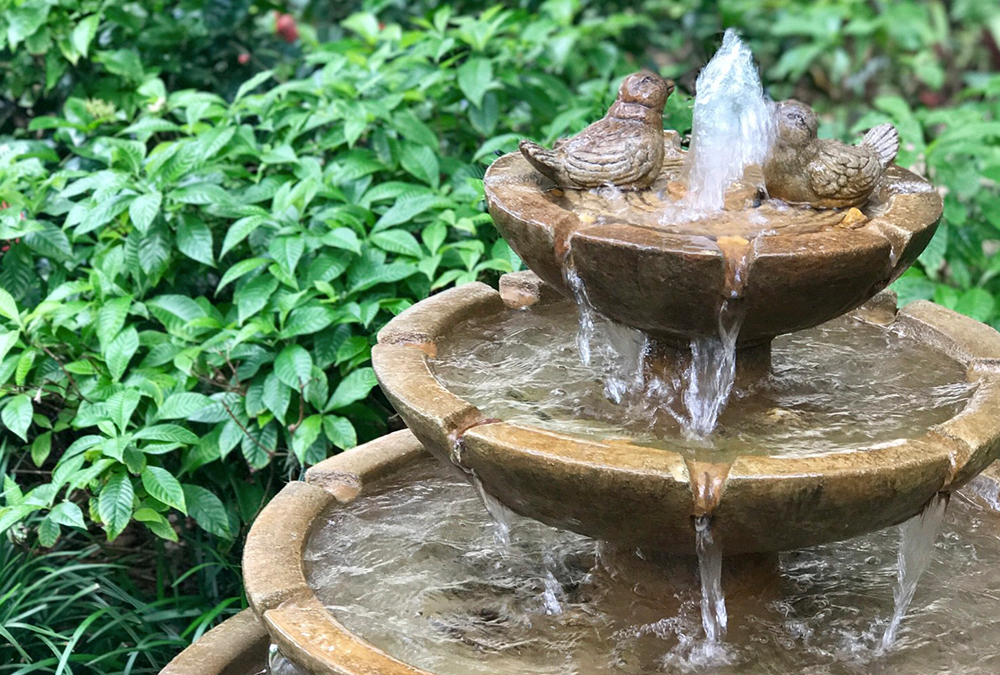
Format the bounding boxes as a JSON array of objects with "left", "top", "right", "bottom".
[
  {"left": 372, "top": 343, "right": 483, "bottom": 465},
  {"left": 897, "top": 300, "right": 1000, "bottom": 369},
  {"left": 849, "top": 288, "right": 898, "bottom": 325},
  {"left": 712, "top": 436, "right": 956, "bottom": 553},
  {"left": 739, "top": 228, "right": 892, "bottom": 341},
  {"left": 461, "top": 423, "right": 695, "bottom": 551},
  {"left": 498, "top": 270, "right": 563, "bottom": 308},
  {"left": 243, "top": 433, "right": 438, "bottom": 675},
  {"left": 377, "top": 282, "right": 503, "bottom": 347},
  {"left": 160, "top": 609, "right": 268, "bottom": 675},
  {"left": 306, "top": 429, "right": 425, "bottom": 502},
  {"left": 484, "top": 149, "right": 941, "bottom": 345},
  {"left": 265, "top": 598, "right": 430, "bottom": 675},
  {"left": 244, "top": 481, "right": 333, "bottom": 615},
  {"left": 933, "top": 376, "right": 1000, "bottom": 489}
]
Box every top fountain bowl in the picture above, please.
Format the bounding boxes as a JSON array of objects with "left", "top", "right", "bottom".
[{"left": 484, "top": 140, "right": 942, "bottom": 345}]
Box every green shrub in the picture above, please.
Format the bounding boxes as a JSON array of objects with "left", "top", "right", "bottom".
[
  {"left": 0, "top": 3, "right": 674, "bottom": 547},
  {"left": 0, "top": 0, "right": 304, "bottom": 130}
]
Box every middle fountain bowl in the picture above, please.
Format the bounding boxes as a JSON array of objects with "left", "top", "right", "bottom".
[{"left": 373, "top": 274, "right": 1000, "bottom": 555}]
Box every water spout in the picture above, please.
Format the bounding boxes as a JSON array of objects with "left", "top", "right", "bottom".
[{"left": 685, "top": 29, "right": 775, "bottom": 211}]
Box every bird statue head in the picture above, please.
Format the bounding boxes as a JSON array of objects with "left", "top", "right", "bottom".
[
  {"left": 774, "top": 100, "right": 819, "bottom": 146},
  {"left": 618, "top": 72, "right": 673, "bottom": 110}
]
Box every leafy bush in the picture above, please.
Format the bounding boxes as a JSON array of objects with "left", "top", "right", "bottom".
[
  {"left": 0, "top": 3, "right": 671, "bottom": 548},
  {"left": 0, "top": 0, "right": 304, "bottom": 130}
]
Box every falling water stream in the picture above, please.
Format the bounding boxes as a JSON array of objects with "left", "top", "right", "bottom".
[{"left": 879, "top": 493, "right": 949, "bottom": 651}]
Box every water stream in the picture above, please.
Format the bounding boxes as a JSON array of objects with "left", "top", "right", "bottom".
[
  {"left": 879, "top": 492, "right": 949, "bottom": 651},
  {"left": 695, "top": 516, "right": 727, "bottom": 642}
]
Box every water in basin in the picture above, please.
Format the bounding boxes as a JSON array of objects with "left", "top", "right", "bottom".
[
  {"left": 305, "top": 458, "right": 1000, "bottom": 675},
  {"left": 429, "top": 299, "right": 971, "bottom": 460}
]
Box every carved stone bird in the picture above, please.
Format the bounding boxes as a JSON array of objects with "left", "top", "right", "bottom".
[
  {"left": 518, "top": 72, "right": 673, "bottom": 190},
  {"left": 763, "top": 99, "right": 900, "bottom": 209}
]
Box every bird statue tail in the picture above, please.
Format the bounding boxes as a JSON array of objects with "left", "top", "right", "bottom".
[
  {"left": 518, "top": 140, "right": 560, "bottom": 182},
  {"left": 861, "top": 124, "right": 900, "bottom": 169}
]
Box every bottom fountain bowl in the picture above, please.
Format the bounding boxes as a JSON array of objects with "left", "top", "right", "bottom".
[
  {"left": 371, "top": 273, "right": 1000, "bottom": 554},
  {"left": 239, "top": 429, "right": 1000, "bottom": 675}
]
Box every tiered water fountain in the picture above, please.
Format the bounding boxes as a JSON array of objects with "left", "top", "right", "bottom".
[{"left": 164, "top": 31, "right": 1000, "bottom": 675}]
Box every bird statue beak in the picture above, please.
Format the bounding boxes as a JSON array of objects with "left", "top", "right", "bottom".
[{"left": 665, "top": 79, "right": 676, "bottom": 96}]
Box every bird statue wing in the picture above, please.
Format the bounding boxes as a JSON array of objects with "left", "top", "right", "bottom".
[
  {"left": 807, "top": 143, "right": 882, "bottom": 201},
  {"left": 560, "top": 121, "right": 655, "bottom": 187}
]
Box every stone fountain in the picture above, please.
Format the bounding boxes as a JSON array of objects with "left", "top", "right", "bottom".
[{"left": 163, "top": 31, "right": 1000, "bottom": 675}]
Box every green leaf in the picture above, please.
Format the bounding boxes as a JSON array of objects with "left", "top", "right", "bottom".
[
  {"left": 323, "top": 415, "right": 357, "bottom": 449},
  {"left": 955, "top": 288, "right": 996, "bottom": 323},
  {"left": 0, "top": 331, "right": 20, "bottom": 364},
  {"left": 457, "top": 58, "right": 493, "bottom": 108},
  {"left": 262, "top": 372, "right": 291, "bottom": 423},
  {"left": 234, "top": 70, "right": 275, "bottom": 102},
  {"left": 1, "top": 395, "right": 32, "bottom": 441},
  {"left": 98, "top": 472, "right": 133, "bottom": 540},
  {"left": 38, "top": 515, "right": 60, "bottom": 547},
  {"left": 236, "top": 275, "right": 278, "bottom": 323},
  {"left": 327, "top": 367, "right": 378, "bottom": 411},
  {"left": 50, "top": 501, "right": 86, "bottom": 529},
  {"left": 141, "top": 466, "right": 187, "bottom": 513},
  {"left": 275, "top": 345, "right": 313, "bottom": 388},
  {"left": 0, "top": 288, "right": 20, "bottom": 325},
  {"left": 147, "top": 295, "right": 206, "bottom": 333},
  {"left": 128, "top": 192, "right": 161, "bottom": 233},
  {"left": 158, "top": 392, "right": 212, "bottom": 420},
  {"left": 322, "top": 228, "right": 361, "bottom": 255},
  {"left": 106, "top": 388, "right": 141, "bottom": 433},
  {"left": 391, "top": 111, "right": 438, "bottom": 149},
  {"left": 221, "top": 216, "right": 269, "bottom": 257},
  {"left": 217, "top": 258, "right": 269, "bottom": 294},
  {"left": 292, "top": 415, "right": 323, "bottom": 462},
  {"left": 31, "top": 431, "right": 52, "bottom": 466},
  {"left": 400, "top": 142, "right": 440, "bottom": 189},
  {"left": 270, "top": 236, "right": 305, "bottom": 274},
  {"left": 371, "top": 230, "right": 423, "bottom": 258},
  {"left": 7, "top": 5, "right": 49, "bottom": 49},
  {"left": 135, "top": 424, "right": 199, "bottom": 444},
  {"left": 177, "top": 215, "right": 214, "bottom": 265},
  {"left": 282, "top": 306, "right": 336, "bottom": 338},
  {"left": 182, "top": 484, "right": 232, "bottom": 538},
  {"left": 71, "top": 15, "right": 101, "bottom": 60},
  {"left": 96, "top": 296, "right": 132, "bottom": 348},
  {"left": 105, "top": 327, "right": 139, "bottom": 381},
  {"left": 373, "top": 194, "right": 439, "bottom": 231}
]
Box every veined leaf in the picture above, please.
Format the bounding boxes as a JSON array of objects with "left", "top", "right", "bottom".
[
  {"left": 1, "top": 395, "right": 32, "bottom": 441},
  {"left": 98, "top": 472, "right": 133, "bottom": 540},
  {"left": 327, "top": 367, "right": 378, "bottom": 410},
  {"left": 141, "top": 466, "right": 187, "bottom": 513},
  {"left": 275, "top": 344, "right": 313, "bottom": 388}
]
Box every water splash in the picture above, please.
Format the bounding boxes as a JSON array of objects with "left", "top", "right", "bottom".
[
  {"left": 685, "top": 29, "right": 775, "bottom": 211},
  {"left": 879, "top": 492, "right": 949, "bottom": 651},
  {"left": 694, "top": 515, "right": 727, "bottom": 642}
]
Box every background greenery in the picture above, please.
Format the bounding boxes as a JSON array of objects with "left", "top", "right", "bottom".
[{"left": 1, "top": 0, "right": 998, "bottom": 670}]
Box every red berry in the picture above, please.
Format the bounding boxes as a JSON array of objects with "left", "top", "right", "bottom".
[
  {"left": 238, "top": 53, "right": 251, "bottom": 65},
  {"left": 275, "top": 13, "right": 299, "bottom": 43}
]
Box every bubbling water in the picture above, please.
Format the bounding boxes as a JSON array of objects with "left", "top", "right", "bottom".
[{"left": 684, "top": 29, "right": 775, "bottom": 211}]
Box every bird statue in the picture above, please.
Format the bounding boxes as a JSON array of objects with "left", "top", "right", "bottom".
[
  {"left": 763, "top": 99, "right": 900, "bottom": 209},
  {"left": 518, "top": 72, "right": 674, "bottom": 190}
]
